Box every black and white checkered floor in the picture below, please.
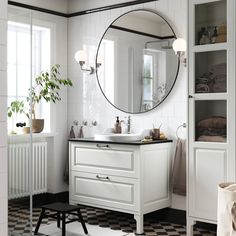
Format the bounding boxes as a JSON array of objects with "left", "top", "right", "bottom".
[{"left": 8, "top": 200, "right": 216, "bottom": 236}]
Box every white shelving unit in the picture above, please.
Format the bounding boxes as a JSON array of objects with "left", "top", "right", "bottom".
[{"left": 187, "top": 0, "right": 235, "bottom": 234}]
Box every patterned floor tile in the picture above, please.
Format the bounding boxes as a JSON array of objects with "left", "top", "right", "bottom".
[{"left": 8, "top": 200, "right": 216, "bottom": 236}]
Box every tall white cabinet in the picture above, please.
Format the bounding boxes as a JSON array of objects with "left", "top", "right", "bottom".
[{"left": 187, "top": 0, "right": 235, "bottom": 234}]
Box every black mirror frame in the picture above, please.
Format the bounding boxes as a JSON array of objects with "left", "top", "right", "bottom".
[{"left": 96, "top": 9, "right": 180, "bottom": 114}]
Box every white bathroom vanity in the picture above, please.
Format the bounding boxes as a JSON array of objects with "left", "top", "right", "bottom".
[{"left": 69, "top": 139, "right": 172, "bottom": 234}]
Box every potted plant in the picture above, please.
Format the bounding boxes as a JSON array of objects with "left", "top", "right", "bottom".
[{"left": 8, "top": 64, "right": 73, "bottom": 133}]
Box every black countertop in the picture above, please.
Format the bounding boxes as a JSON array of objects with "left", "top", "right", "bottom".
[{"left": 68, "top": 137, "right": 172, "bottom": 146}]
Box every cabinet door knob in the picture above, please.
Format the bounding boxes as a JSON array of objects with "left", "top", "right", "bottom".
[
  {"left": 96, "top": 144, "right": 110, "bottom": 148},
  {"left": 96, "top": 175, "right": 110, "bottom": 181},
  {"left": 188, "top": 95, "right": 193, "bottom": 98}
]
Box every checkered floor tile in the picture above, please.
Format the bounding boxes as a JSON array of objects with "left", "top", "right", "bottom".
[{"left": 8, "top": 200, "right": 216, "bottom": 236}]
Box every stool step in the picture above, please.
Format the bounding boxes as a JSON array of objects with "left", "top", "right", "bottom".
[{"left": 41, "top": 202, "right": 81, "bottom": 213}]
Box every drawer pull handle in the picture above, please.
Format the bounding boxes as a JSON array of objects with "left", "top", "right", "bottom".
[
  {"left": 96, "top": 175, "right": 110, "bottom": 181},
  {"left": 96, "top": 144, "right": 110, "bottom": 148}
]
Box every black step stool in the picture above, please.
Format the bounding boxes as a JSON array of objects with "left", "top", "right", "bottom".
[{"left": 34, "top": 202, "right": 88, "bottom": 236}]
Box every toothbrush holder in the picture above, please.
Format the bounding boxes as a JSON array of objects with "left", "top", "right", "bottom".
[{"left": 152, "top": 128, "right": 160, "bottom": 140}]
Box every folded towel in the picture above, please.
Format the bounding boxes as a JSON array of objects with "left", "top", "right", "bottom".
[
  {"left": 198, "top": 127, "right": 226, "bottom": 136},
  {"left": 197, "top": 116, "right": 226, "bottom": 129},
  {"left": 212, "top": 74, "right": 226, "bottom": 92},
  {"left": 172, "top": 138, "right": 186, "bottom": 196},
  {"left": 196, "top": 83, "right": 210, "bottom": 93},
  {"left": 209, "top": 63, "right": 226, "bottom": 76}
]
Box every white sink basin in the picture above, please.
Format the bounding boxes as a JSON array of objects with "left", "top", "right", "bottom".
[{"left": 94, "top": 133, "right": 142, "bottom": 142}]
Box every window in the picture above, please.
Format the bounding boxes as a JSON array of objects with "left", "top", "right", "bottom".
[
  {"left": 98, "top": 39, "right": 115, "bottom": 103},
  {"left": 142, "top": 53, "right": 154, "bottom": 110},
  {"left": 7, "top": 21, "right": 51, "bottom": 133}
]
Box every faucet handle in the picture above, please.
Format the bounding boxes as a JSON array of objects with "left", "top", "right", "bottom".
[
  {"left": 124, "top": 116, "right": 131, "bottom": 134},
  {"left": 124, "top": 115, "right": 131, "bottom": 120}
]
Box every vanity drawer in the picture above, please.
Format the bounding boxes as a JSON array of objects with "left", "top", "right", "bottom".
[
  {"left": 70, "top": 171, "right": 139, "bottom": 212},
  {"left": 70, "top": 142, "right": 139, "bottom": 178}
]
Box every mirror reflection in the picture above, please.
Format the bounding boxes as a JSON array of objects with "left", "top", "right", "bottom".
[{"left": 96, "top": 10, "right": 179, "bottom": 113}]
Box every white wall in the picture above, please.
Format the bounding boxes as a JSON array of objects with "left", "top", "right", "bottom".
[
  {"left": 0, "top": 0, "right": 8, "bottom": 235},
  {"left": 67, "top": 0, "right": 187, "bottom": 210},
  {"left": 12, "top": 0, "right": 68, "bottom": 13}
]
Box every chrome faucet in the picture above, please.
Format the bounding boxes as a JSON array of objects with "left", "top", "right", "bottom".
[{"left": 127, "top": 116, "right": 131, "bottom": 134}]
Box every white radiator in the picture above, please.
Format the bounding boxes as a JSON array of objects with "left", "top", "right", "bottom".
[{"left": 8, "top": 142, "right": 47, "bottom": 199}]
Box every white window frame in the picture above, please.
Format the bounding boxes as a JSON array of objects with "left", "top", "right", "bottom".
[{"left": 7, "top": 17, "right": 55, "bottom": 134}]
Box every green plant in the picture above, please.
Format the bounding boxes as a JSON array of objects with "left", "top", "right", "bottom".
[
  {"left": 8, "top": 64, "right": 73, "bottom": 120},
  {"left": 8, "top": 100, "right": 29, "bottom": 119}
]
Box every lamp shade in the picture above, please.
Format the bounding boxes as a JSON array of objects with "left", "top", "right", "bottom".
[
  {"left": 172, "top": 38, "right": 186, "bottom": 53},
  {"left": 75, "top": 50, "right": 87, "bottom": 63}
]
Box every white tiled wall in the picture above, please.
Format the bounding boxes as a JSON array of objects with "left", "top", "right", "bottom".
[
  {"left": 67, "top": 0, "right": 187, "bottom": 210},
  {"left": 0, "top": 0, "right": 8, "bottom": 234}
]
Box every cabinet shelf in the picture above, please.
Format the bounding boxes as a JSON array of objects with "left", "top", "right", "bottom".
[
  {"left": 192, "top": 141, "right": 228, "bottom": 149},
  {"left": 192, "top": 0, "right": 223, "bottom": 4},
  {"left": 191, "top": 42, "right": 227, "bottom": 52},
  {"left": 192, "top": 93, "right": 227, "bottom": 100}
]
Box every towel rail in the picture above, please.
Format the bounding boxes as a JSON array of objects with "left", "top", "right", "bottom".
[{"left": 176, "top": 123, "right": 187, "bottom": 139}]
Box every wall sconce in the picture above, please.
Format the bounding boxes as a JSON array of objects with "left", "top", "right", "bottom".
[
  {"left": 74, "top": 50, "right": 101, "bottom": 74},
  {"left": 172, "top": 38, "right": 187, "bottom": 67}
]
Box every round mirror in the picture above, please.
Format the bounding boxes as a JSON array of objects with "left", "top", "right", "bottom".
[{"left": 96, "top": 9, "right": 179, "bottom": 113}]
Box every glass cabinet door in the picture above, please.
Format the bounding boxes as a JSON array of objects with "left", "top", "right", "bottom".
[
  {"left": 195, "top": 50, "right": 226, "bottom": 94},
  {"left": 192, "top": 0, "right": 228, "bottom": 143},
  {"left": 194, "top": 100, "right": 227, "bottom": 142},
  {"left": 195, "top": 0, "right": 227, "bottom": 46}
]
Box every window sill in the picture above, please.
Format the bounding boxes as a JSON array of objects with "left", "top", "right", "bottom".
[{"left": 8, "top": 132, "right": 57, "bottom": 141}]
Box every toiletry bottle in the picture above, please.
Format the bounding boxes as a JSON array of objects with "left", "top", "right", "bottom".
[
  {"left": 211, "top": 26, "right": 218, "bottom": 43},
  {"left": 69, "top": 125, "right": 76, "bottom": 138},
  {"left": 200, "top": 28, "right": 210, "bottom": 45},
  {"left": 78, "top": 126, "right": 84, "bottom": 138},
  {"left": 198, "top": 27, "right": 205, "bottom": 44},
  {"left": 114, "top": 116, "right": 122, "bottom": 133}
]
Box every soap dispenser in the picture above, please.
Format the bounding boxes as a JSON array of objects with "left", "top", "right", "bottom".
[{"left": 114, "top": 116, "right": 122, "bottom": 133}]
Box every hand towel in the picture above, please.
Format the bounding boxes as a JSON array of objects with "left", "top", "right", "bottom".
[
  {"left": 172, "top": 138, "right": 186, "bottom": 196},
  {"left": 64, "top": 126, "right": 76, "bottom": 183}
]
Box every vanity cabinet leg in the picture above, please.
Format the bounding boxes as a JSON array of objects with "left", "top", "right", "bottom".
[
  {"left": 187, "top": 218, "right": 195, "bottom": 236},
  {"left": 134, "top": 214, "right": 144, "bottom": 235}
]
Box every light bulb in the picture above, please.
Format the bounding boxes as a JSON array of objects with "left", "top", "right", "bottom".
[
  {"left": 172, "top": 38, "right": 186, "bottom": 53},
  {"left": 74, "top": 50, "right": 87, "bottom": 63}
]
